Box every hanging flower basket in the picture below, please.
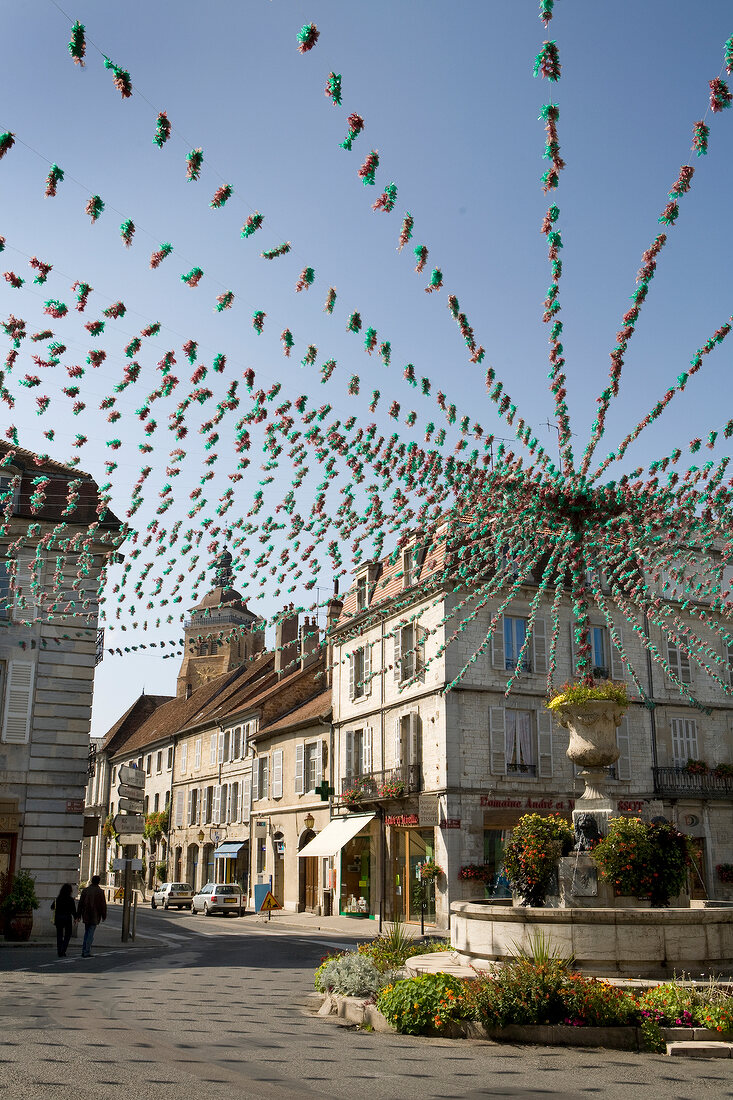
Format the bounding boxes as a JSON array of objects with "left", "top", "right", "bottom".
[
  {"left": 458, "top": 864, "right": 494, "bottom": 883},
  {"left": 419, "top": 859, "right": 443, "bottom": 881}
]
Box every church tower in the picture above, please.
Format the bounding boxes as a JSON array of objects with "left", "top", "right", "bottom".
[{"left": 176, "top": 548, "right": 264, "bottom": 699}]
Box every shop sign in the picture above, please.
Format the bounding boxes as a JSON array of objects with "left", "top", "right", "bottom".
[
  {"left": 418, "top": 794, "right": 439, "bottom": 827},
  {"left": 440, "top": 818, "right": 461, "bottom": 829},
  {"left": 480, "top": 796, "right": 575, "bottom": 811},
  {"left": 66, "top": 799, "right": 85, "bottom": 813},
  {"left": 385, "top": 814, "right": 420, "bottom": 826},
  {"left": 617, "top": 800, "right": 644, "bottom": 815}
]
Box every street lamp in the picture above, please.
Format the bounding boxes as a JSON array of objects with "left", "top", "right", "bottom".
[
  {"left": 197, "top": 829, "right": 205, "bottom": 843},
  {"left": 304, "top": 812, "right": 315, "bottom": 831}
]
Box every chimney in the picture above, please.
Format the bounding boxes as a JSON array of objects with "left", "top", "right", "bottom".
[
  {"left": 325, "top": 583, "right": 344, "bottom": 689},
  {"left": 300, "top": 617, "right": 320, "bottom": 670},
  {"left": 274, "top": 604, "right": 299, "bottom": 678}
]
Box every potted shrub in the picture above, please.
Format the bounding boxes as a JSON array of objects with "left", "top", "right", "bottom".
[
  {"left": 547, "top": 680, "right": 628, "bottom": 815},
  {"left": 591, "top": 817, "right": 695, "bottom": 907},
  {"left": 502, "top": 813, "right": 574, "bottom": 907},
  {"left": 1, "top": 869, "right": 40, "bottom": 941}
]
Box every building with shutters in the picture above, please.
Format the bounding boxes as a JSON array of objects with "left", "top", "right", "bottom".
[
  {"left": 327, "top": 536, "right": 733, "bottom": 930},
  {"left": 0, "top": 443, "right": 121, "bottom": 932}
]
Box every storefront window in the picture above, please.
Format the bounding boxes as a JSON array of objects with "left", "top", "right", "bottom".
[
  {"left": 340, "top": 834, "right": 372, "bottom": 916},
  {"left": 484, "top": 828, "right": 512, "bottom": 898},
  {"left": 390, "top": 828, "right": 436, "bottom": 923}
]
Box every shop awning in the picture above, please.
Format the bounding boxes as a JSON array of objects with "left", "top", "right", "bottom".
[
  {"left": 214, "top": 841, "right": 246, "bottom": 859},
  {"left": 298, "top": 813, "right": 375, "bottom": 858}
]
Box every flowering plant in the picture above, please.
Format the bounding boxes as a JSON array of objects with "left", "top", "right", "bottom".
[
  {"left": 458, "top": 864, "right": 494, "bottom": 883},
  {"left": 502, "top": 813, "right": 574, "bottom": 906},
  {"left": 684, "top": 758, "right": 708, "bottom": 776},
  {"left": 713, "top": 762, "right": 733, "bottom": 779},
  {"left": 591, "top": 817, "right": 695, "bottom": 906},
  {"left": 377, "top": 779, "right": 405, "bottom": 799},
  {"left": 341, "top": 778, "right": 375, "bottom": 806},
  {"left": 547, "top": 679, "right": 627, "bottom": 710},
  {"left": 419, "top": 859, "right": 443, "bottom": 881}
]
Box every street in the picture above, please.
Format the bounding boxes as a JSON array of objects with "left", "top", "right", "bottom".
[{"left": 1, "top": 906, "right": 733, "bottom": 1099}]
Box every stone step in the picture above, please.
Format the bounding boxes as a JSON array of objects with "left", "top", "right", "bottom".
[
  {"left": 405, "top": 951, "right": 477, "bottom": 979},
  {"left": 666, "top": 1041, "right": 733, "bottom": 1058}
]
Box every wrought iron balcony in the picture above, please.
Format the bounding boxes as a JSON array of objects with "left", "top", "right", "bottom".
[
  {"left": 341, "top": 765, "right": 422, "bottom": 803},
  {"left": 653, "top": 767, "right": 733, "bottom": 800}
]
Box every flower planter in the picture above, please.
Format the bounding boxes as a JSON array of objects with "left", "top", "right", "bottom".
[
  {"left": 553, "top": 698, "right": 626, "bottom": 831},
  {"left": 3, "top": 911, "right": 33, "bottom": 942}
]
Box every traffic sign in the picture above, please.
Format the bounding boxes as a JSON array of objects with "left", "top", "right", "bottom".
[
  {"left": 258, "top": 890, "right": 282, "bottom": 912},
  {"left": 117, "top": 785, "right": 145, "bottom": 804},
  {"left": 112, "top": 857, "right": 142, "bottom": 871},
  {"left": 118, "top": 834, "right": 144, "bottom": 847},
  {"left": 118, "top": 796, "right": 145, "bottom": 813},
  {"left": 118, "top": 764, "right": 145, "bottom": 787},
  {"left": 113, "top": 813, "right": 144, "bottom": 834}
]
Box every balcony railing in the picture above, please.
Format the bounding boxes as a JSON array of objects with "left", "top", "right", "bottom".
[
  {"left": 653, "top": 767, "right": 733, "bottom": 800},
  {"left": 341, "top": 765, "right": 422, "bottom": 802}
]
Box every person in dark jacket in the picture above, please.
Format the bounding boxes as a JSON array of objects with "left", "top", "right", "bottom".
[
  {"left": 52, "top": 883, "right": 78, "bottom": 957},
  {"left": 77, "top": 875, "right": 107, "bottom": 958}
]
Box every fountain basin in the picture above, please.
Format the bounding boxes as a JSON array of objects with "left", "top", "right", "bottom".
[{"left": 451, "top": 900, "right": 733, "bottom": 978}]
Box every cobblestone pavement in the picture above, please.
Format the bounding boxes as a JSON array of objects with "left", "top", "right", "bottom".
[{"left": 2, "top": 906, "right": 733, "bottom": 1099}]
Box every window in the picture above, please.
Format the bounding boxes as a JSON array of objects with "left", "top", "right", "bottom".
[
  {"left": 305, "top": 742, "right": 322, "bottom": 791},
  {"left": 111, "top": 767, "right": 117, "bottom": 785},
  {"left": 242, "top": 774, "right": 251, "bottom": 820},
  {"left": 349, "top": 644, "right": 371, "bottom": 700},
  {"left": 403, "top": 546, "right": 424, "bottom": 589},
  {"left": 671, "top": 717, "right": 698, "bottom": 766},
  {"left": 155, "top": 751, "right": 162, "bottom": 773},
  {"left": 345, "top": 729, "right": 372, "bottom": 777},
  {"left": 505, "top": 710, "right": 536, "bottom": 775},
  {"left": 204, "top": 786, "right": 214, "bottom": 823},
  {"left": 394, "top": 713, "right": 419, "bottom": 768},
  {"left": 187, "top": 788, "right": 199, "bottom": 826},
  {"left": 233, "top": 726, "right": 242, "bottom": 759},
  {"left": 667, "top": 638, "right": 692, "bottom": 684},
  {"left": 257, "top": 836, "right": 266, "bottom": 875},
  {"left": 165, "top": 789, "right": 170, "bottom": 807},
  {"left": 504, "top": 617, "right": 530, "bottom": 672},
  {"left": 591, "top": 626, "right": 609, "bottom": 680},
  {"left": 166, "top": 746, "right": 173, "bottom": 770},
  {"left": 253, "top": 756, "right": 269, "bottom": 800},
  {"left": 223, "top": 729, "right": 231, "bottom": 762},
  {"left": 144, "top": 795, "right": 149, "bottom": 814},
  {"left": 230, "top": 782, "right": 239, "bottom": 822},
  {"left": 217, "top": 731, "right": 224, "bottom": 765},
  {"left": 356, "top": 575, "right": 368, "bottom": 612},
  {"left": 174, "top": 790, "right": 184, "bottom": 828},
  {"left": 145, "top": 754, "right": 152, "bottom": 775},
  {"left": 272, "top": 750, "right": 283, "bottom": 799},
  {"left": 154, "top": 792, "right": 159, "bottom": 812},
  {"left": 194, "top": 738, "right": 201, "bottom": 769},
  {"left": 394, "top": 623, "right": 426, "bottom": 683},
  {"left": 213, "top": 784, "right": 222, "bottom": 824},
  {"left": 0, "top": 561, "right": 10, "bottom": 620},
  {"left": 180, "top": 744, "right": 188, "bottom": 774}
]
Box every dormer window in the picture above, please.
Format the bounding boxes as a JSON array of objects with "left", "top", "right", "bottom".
[
  {"left": 356, "top": 575, "right": 368, "bottom": 612},
  {"left": 403, "top": 546, "right": 424, "bottom": 590},
  {"left": 0, "top": 469, "right": 21, "bottom": 516}
]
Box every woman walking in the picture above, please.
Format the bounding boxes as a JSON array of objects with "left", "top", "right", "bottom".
[{"left": 52, "top": 883, "right": 78, "bottom": 958}]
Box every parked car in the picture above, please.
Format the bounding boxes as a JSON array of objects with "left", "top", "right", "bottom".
[
  {"left": 151, "top": 882, "right": 194, "bottom": 910},
  {"left": 191, "top": 882, "right": 244, "bottom": 917}
]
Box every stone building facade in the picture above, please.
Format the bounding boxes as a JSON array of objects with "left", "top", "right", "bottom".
[{"left": 0, "top": 443, "right": 120, "bottom": 933}]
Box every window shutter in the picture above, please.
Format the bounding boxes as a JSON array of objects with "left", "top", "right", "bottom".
[
  {"left": 364, "top": 643, "right": 372, "bottom": 696},
  {"left": 363, "top": 729, "right": 372, "bottom": 774},
  {"left": 194, "top": 738, "right": 201, "bottom": 769},
  {"left": 1, "top": 660, "right": 34, "bottom": 744},
  {"left": 610, "top": 624, "right": 625, "bottom": 681},
  {"left": 315, "top": 739, "right": 324, "bottom": 788},
  {"left": 489, "top": 706, "right": 506, "bottom": 775},
  {"left": 349, "top": 652, "right": 356, "bottom": 700},
  {"left": 273, "top": 749, "right": 283, "bottom": 799},
  {"left": 345, "top": 729, "right": 355, "bottom": 777},
  {"left": 209, "top": 735, "right": 217, "bottom": 766},
  {"left": 197, "top": 787, "right": 203, "bottom": 825},
  {"left": 491, "top": 616, "right": 505, "bottom": 670},
  {"left": 243, "top": 774, "right": 251, "bottom": 819},
  {"left": 679, "top": 647, "right": 692, "bottom": 684},
  {"left": 230, "top": 783, "right": 238, "bottom": 822},
  {"left": 187, "top": 789, "right": 194, "bottom": 825},
  {"left": 252, "top": 761, "right": 259, "bottom": 801},
  {"left": 409, "top": 711, "right": 420, "bottom": 764},
  {"left": 261, "top": 757, "right": 269, "bottom": 799},
  {"left": 393, "top": 716, "right": 402, "bottom": 768},
  {"left": 537, "top": 710, "right": 553, "bottom": 778},
  {"left": 180, "top": 743, "right": 188, "bottom": 774},
  {"left": 213, "top": 784, "right": 221, "bottom": 823},
  {"left": 725, "top": 643, "right": 733, "bottom": 689},
  {"left": 175, "top": 790, "right": 184, "bottom": 828},
  {"left": 12, "top": 552, "right": 37, "bottom": 623},
  {"left": 294, "top": 743, "right": 305, "bottom": 794},
  {"left": 615, "top": 717, "right": 631, "bottom": 780},
  {"left": 684, "top": 718, "right": 698, "bottom": 761},
  {"left": 217, "top": 731, "right": 224, "bottom": 764},
  {"left": 532, "top": 618, "right": 547, "bottom": 674},
  {"left": 394, "top": 626, "right": 402, "bottom": 681},
  {"left": 417, "top": 626, "right": 427, "bottom": 683}
]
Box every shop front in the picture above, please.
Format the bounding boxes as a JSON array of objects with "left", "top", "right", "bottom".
[
  {"left": 213, "top": 839, "right": 249, "bottom": 893},
  {"left": 480, "top": 794, "right": 575, "bottom": 899},
  {"left": 387, "top": 815, "right": 437, "bottom": 924},
  {"left": 298, "top": 812, "right": 378, "bottom": 919}
]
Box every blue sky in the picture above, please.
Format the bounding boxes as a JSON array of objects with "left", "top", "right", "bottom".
[{"left": 1, "top": 1, "right": 732, "bottom": 735}]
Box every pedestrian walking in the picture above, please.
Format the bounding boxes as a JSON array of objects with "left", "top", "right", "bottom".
[
  {"left": 52, "top": 883, "right": 78, "bottom": 957},
  {"left": 77, "top": 874, "right": 107, "bottom": 958}
]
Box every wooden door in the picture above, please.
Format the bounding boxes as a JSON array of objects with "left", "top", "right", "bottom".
[
  {"left": 304, "top": 857, "right": 318, "bottom": 911},
  {"left": 273, "top": 852, "right": 285, "bottom": 906}
]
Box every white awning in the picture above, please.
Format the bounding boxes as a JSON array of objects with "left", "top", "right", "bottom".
[{"left": 298, "top": 813, "right": 375, "bottom": 858}]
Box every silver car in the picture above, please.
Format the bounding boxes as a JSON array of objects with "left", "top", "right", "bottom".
[
  {"left": 191, "top": 882, "right": 244, "bottom": 917},
  {"left": 151, "top": 882, "right": 194, "bottom": 910}
]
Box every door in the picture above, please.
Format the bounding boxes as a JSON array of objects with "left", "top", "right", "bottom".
[
  {"left": 273, "top": 849, "right": 285, "bottom": 906},
  {"left": 303, "top": 857, "right": 318, "bottom": 911},
  {"left": 407, "top": 829, "right": 436, "bottom": 924},
  {"left": 0, "top": 834, "right": 17, "bottom": 898}
]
